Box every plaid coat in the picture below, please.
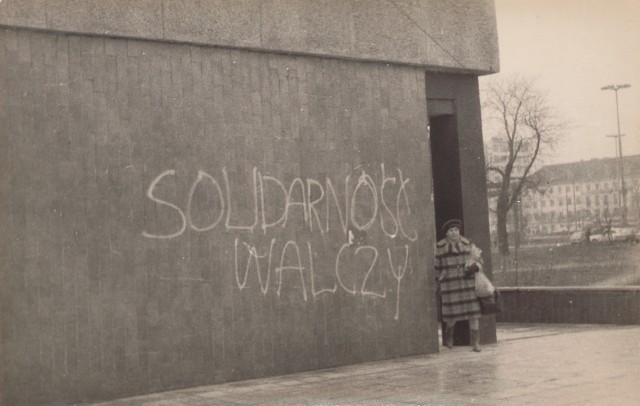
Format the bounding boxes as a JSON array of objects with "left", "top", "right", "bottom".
[{"left": 435, "top": 236, "right": 482, "bottom": 322}]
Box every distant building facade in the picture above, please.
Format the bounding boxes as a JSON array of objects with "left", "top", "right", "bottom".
[
  {"left": 484, "top": 136, "right": 536, "bottom": 184},
  {"left": 490, "top": 155, "right": 640, "bottom": 237},
  {"left": 484, "top": 136, "right": 537, "bottom": 243}
]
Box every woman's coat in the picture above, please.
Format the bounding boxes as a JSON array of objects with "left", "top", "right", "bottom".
[{"left": 435, "top": 236, "right": 482, "bottom": 323}]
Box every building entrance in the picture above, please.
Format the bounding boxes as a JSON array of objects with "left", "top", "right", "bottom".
[{"left": 428, "top": 103, "right": 470, "bottom": 345}]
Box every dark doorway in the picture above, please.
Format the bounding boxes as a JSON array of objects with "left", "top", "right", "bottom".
[
  {"left": 429, "top": 113, "right": 464, "bottom": 239},
  {"left": 428, "top": 101, "right": 470, "bottom": 345}
]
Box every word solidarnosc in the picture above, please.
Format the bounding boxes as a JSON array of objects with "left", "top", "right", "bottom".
[{"left": 143, "top": 164, "right": 417, "bottom": 241}]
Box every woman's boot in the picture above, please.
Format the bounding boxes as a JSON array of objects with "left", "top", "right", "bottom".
[
  {"left": 470, "top": 329, "right": 481, "bottom": 352},
  {"left": 443, "top": 325, "right": 454, "bottom": 349}
]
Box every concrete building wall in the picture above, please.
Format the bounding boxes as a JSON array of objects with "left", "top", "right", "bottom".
[
  {"left": 1, "top": 28, "right": 437, "bottom": 405},
  {"left": 0, "top": 1, "right": 498, "bottom": 404}
]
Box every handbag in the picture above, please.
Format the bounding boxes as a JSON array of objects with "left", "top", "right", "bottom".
[
  {"left": 479, "top": 290, "right": 503, "bottom": 315},
  {"left": 436, "top": 285, "right": 442, "bottom": 322},
  {"left": 474, "top": 270, "right": 496, "bottom": 298}
]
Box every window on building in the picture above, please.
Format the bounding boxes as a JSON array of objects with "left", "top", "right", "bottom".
[
  {"left": 605, "top": 182, "right": 609, "bottom": 189},
  {"left": 595, "top": 183, "right": 599, "bottom": 190},
  {"left": 586, "top": 197, "right": 591, "bottom": 207},
  {"left": 550, "top": 199, "right": 554, "bottom": 207},
  {"left": 542, "top": 200, "right": 546, "bottom": 207},
  {"left": 576, "top": 196, "right": 581, "bottom": 204},
  {"left": 587, "top": 184, "right": 591, "bottom": 191},
  {"left": 567, "top": 197, "right": 572, "bottom": 205}
]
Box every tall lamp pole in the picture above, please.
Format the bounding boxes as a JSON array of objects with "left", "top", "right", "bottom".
[{"left": 601, "top": 83, "right": 631, "bottom": 225}]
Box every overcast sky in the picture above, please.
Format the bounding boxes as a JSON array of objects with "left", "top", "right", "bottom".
[{"left": 479, "top": 0, "right": 640, "bottom": 165}]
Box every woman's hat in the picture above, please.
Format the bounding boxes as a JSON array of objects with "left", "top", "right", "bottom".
[{"left": 442, "top": 218, "right": 462, "bottom": 233}]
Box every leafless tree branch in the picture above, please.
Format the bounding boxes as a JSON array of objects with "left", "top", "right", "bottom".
[{"left": 481, "top": 75, "right": 564, "bottom": 254}]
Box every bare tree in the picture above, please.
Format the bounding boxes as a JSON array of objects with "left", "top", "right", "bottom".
[{"left": 482, "top": 76, "right": 562, "bottom": 254}]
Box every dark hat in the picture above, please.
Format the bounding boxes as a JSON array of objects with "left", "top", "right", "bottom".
[{"left": 442, "top": 219, "right": 462, "bottom": 233}]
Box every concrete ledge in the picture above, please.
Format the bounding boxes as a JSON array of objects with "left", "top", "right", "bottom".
[
  {"left": 496, "top": 287, "right": 640, "bottom": 325},
  {"left": 0, "top": 0, "right": 499, "bottom": 73}
]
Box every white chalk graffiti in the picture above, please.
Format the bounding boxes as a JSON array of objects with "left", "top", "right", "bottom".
[
  {"left": 143, "top": 164, "right": 419, "bottom": 319},
  {"left": 234, "top": 238, "right": 276, "bottom": 295},
  {"left": 388, "top": 245, "right": 410, "bottom": 320},
  {"left": 233, "top": 238, "right": 409, "bottom": 318},
  {"left": 356, "top": 245, "right": 386, "bottom": 299},
  {"left": 306, "top": 242, "right": 338, "bottom": 297},
  {"left": 187, "top": 170, "right": 225, "bottom": 232},
  {"left": 224, "top": 167, "right": 259, "bottom": 232},
  {"left": 396, "top": 169, "right": 418, "bottom": 241},
  {"left": 143, "top": 164, "right": 417, "bottom": 240},
  {"left": 142, "top": 170, "right": 186, "bottom": 239},
  {"left": 350, "top": 172, "right": 378, "bottom": 231},
  {"left": 380, "top": 164, "right": 399, "bottom": 238}
]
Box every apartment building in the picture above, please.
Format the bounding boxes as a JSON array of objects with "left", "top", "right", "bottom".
[
  {"left": 484, "top": 136, "right": 537, "bottom": 184},
  {"left": 520, "top": 156, "right": 640, "bottom": 235}
]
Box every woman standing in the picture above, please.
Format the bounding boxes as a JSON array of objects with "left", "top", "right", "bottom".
[{"left": 435, "top": 219, "right": 482, "bottom": 352}]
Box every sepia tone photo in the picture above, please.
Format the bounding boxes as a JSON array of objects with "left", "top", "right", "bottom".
[{"left": 1, "top": 1, "right": 638, "bottom": 405}]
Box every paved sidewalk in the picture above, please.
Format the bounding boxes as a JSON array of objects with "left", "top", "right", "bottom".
[{"left": 94, "top": 324, "right": 640, "bottom": 405}]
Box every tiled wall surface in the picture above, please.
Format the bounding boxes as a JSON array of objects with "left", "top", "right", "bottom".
[
  {"left": 497, "top": 288, "right": 640, "bottom": 325},
  {"left": 1, "top": 28, "right": 436, "bottom": 405}
]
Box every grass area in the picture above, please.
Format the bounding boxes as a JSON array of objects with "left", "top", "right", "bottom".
[{"left": 490, "top": 242, "right": 640, "bottom": 287}]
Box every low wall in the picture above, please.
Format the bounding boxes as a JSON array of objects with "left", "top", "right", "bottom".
[{"left": 497, "top": 287, "right": 640, "bottom": 325}]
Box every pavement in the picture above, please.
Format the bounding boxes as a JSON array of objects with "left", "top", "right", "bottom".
[{"left": 93, "top": 323, "right": 640, "bottom": 406}]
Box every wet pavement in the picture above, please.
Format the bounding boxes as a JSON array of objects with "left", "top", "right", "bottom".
[{"left": 94, "top": 323, "right": 640, "bottom": 405}]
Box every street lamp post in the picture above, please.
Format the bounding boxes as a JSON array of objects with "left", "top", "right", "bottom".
[{"left": 601, "top": 83, "right": 631, "bottom": 225}]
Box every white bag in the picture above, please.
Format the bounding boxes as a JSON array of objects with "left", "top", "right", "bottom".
[
  {"left": 465, "top": 244, "right": 494, "bottom": 297},
  {"left": 475, "top": 271, "right": 496, "bottom": 298}
]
